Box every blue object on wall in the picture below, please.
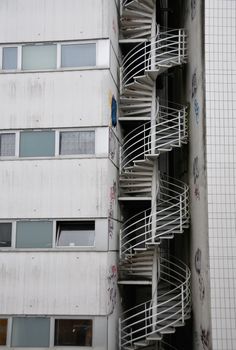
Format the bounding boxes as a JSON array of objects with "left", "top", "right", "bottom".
[{"left": 111, "top": 95, "right": 117, "bottom": 127}]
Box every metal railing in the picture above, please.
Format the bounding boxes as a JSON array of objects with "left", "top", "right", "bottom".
[
  {"left": 119, "top": 256, "right": 191, "bottom": 349},
  {"left": 120, "top": 103, "right": 187, "bottom": 172},
  {"left": 119, "top": 174, "right": 189, "bottom": 257},
  {"left": 120, "top": 29, "right": 187, "bottom": 90}
]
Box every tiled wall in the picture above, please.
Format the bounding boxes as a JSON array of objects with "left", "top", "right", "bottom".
[{"left": 205, "top": 0, "right": 236, "bottom": 348}]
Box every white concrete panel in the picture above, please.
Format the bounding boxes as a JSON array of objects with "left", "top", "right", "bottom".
[
  {"left": 0, "top": 70, "right": 116, "bottom": 129},
  {"left": 0, "top": 252, "right": 109, "bottom": 315},
  {"left": 110, "top": 44, "right": 119, "bottom": 87},
  {"left": 0, "top": 159, "right": 109, "bottom": 219},
  {"left": 0, "top": 0, "right": 107, "bottom": 43},
  {"left": 95, "top": 128, "right": 109, "bottom": 155}
]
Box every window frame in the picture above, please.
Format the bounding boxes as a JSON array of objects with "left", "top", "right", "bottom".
[
  {"left": 55, "top": 221, "right": 96, "bottom": 248},
  {"left": 53, "top": 318, "right": 93, "bottom": 347},
  {"left": 0, "top": 41, "right": 98, "bottom": 73}
]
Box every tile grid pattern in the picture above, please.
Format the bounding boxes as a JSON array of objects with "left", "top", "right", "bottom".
[{"left": 205, "top": 0, "right": 236, "bottom": 349}]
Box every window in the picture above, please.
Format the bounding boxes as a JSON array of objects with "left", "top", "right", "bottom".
[
  {"left": 54, "top": 319, "right": 92, "bottom": 346},
  {"left": 2, "top": 47, "right": 17, "bottom": 70},
  {"left": 22, "top": 44, "right": 57, "bottom": 70},
  {"left": 16, "top": 221, "right": 53, "bottom": 248},
  {"left": 19, "top": 131, "right": 55, "bottom": 157},
  {"left": 61, "top": 43, "right": 96, "bottom": 68},
  {"left": 0, "top": 319, "right": 7, "bottom": 346},
  {"left": 59, "top": 131, "right": 95, "bottom": 155},
  {"left": 56, "top": 221, "right": 95, "bottom": 247},
  {"left": 11, "top": 317, "right": 50, "bottom": 347},
  {"left": 0, "top": 223, "right": 12, "bottom": 247},
  {"left": 0, "top": 133, "right": 15, "bottom": 156}
]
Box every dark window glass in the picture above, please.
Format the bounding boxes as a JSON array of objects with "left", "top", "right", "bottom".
[
  {"left": 61, "top": 44, "right": 96, "bottom": 68},
  {"left": 20, "top": 131, "right": 55, "bottom": 157},
  {"left": 56, "top": 221, "right": 95, "bottom": 247},
  {"left": 16, "top": 221, "right": 53, "bottom": 248},
  {"left": 54, "top": 319, "right": 92, "bottom": 346},
  {"left": 11, "top": 317, "right": 50, "bottom": 347},
  {"left": 2, "top": 47, "right": 17, "bottom": 70},
  {"left": 0, "top": 223, "right": 12, "bottom": 247},
  {"left": 22, "top": 44, "right": 57, "bottom": 70},
  {"left": 0, "top": 319, "right": 7, "bottom": 345}
]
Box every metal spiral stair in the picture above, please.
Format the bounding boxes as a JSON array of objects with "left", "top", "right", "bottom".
[
  {"left": 119, "top": 255, "right": 191, "bottom": 350},
  {"left": 119, "top": 104, "right": 188, "bottom": 196},
  {"left": 120, "top": 0, "right": 155, "bottom": 40},
  {"left": 119, "top": 174, "right": 189, "bottom": 257},
  {"left": 119, "top": 2, "right": 190, "bottom": 349},
  {"left": 120, "top": 28, "right": 187, "bottom": 96}
]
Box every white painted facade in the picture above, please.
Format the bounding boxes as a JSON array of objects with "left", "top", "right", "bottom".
[{"left": 0, "top": 1, "right": 120, "bottom": 349}]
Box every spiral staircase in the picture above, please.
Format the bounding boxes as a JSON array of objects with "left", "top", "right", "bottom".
[{"left": 118, "top": 1, "right": 191, "bottom": 349}]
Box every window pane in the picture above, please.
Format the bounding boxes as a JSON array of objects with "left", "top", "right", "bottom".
[
  {"left": 61, "top": 44, "right": 96, "bottom": 68},
  {"left": 0, "top": 223, "right": 12, "bottom": 247},
  {"left": 56, "top": 221, "right": 95, "bottom": 247},
  {"left": 2, "top": 47, "right": 17, "bottom": 70},
  {"left": 0, "top": 133, "right": 15, "bottom": 156},
  {"left": 16, "top": 221, "right": 53, "bottom": 248},
  {"left": 11, "top": 317, "right": 50, "bottom": 347},
  {"left": 54, "top": 319, "right": 92, "bottom": 346},
  {"left": 60, "top": 131, "right": 95, "bottom": 155},
  {"left": 20, "top": 131, "right": 55, "bottom": 157},
  {"left": 22, "top": 44, "right": 57, "bottom": 70},
  {"left": 0, "top": 319, "right": 7, "bottom": 346}
]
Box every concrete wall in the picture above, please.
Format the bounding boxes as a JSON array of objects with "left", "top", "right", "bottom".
[{"left": 184, "top": 0, "right": 212, "bottom": 349}]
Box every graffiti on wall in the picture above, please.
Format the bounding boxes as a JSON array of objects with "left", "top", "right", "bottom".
[
  {"left": 109, "top": 128, "right": 117, "bottom": 162},
  {"left": 108, "top": 181, "right": 117, "bottom": 238},
  {"left": 192, "top": 70, "right": 198, "bottom": 98},
  {"left": 107, "top": 265, "right": 117, "bottom": 313},
  {"left": 200, "top": 327, "right": 211, "bottom": 350},
  {"left": 194, "top": 98, "right": 200, "bottom": 124},
  {"left": 195, "top": 248, "right": 206, "bottom": 303},
  {"left": 193, "top": 156, "right": 200, "bottom": 200},
  {"left": 191, "top": 0, "right": 197, "bottom": 20}
]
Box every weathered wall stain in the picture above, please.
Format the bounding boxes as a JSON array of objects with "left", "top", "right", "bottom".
[
  {"left": 191, "top": 0, "right": 197, "bottom": 20},
  {"left": 193, "top": 156, "right": 199, "bottom": 184},
  {"left": 107, "top": 265, "right": 117, "bottom": 313}
]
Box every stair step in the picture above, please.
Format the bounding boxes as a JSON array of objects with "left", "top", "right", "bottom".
[
  {"left": 159, "top": 326, "right": 175, "bottom": 334},
  {"left": 124, "top": 0, "right": 154, "bottom": 13},
  {"left": 146, "top": 332, "right": 162, "bottom": 341}
]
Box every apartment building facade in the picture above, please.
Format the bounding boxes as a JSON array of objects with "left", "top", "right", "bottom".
[{"left": 1, "top": 1, "right": 235, "bottom": 350}]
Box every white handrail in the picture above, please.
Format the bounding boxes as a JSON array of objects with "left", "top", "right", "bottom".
[
  {"left": 120, "top": 257, "right": 191, "bottom": 348},
  {"left": 120, "top": 29, "right": 187, "bottom": 88}
]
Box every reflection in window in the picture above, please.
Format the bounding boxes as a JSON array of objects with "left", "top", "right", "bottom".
[
  {"left": 0, "top": 319, "right": 7, "bottom": 346},
  {"left": 60, "top": 131, "right": 95, "bottom": 155},
  {"left": 20, "top": 131, "right": 55, "bottom": 157},
  {"left": 0, "top": 133, "right": 15, "bottom": 156},
  {"left": 11, "top": 317, "right": 50, "bottom": 347},
  {"left": 16, "top": 221, "right": 53, "bottom": 248},
  {"left": 22, "top": 44, "right": 57, "bottom": 70},
  {"left": 2, "top": 47, "right": 17, "bottom": 70},
  {"left": 54, "top": 319, "right": 92, "bottom": 346},
  {"left": 56, "top": 221, "right": 95, "bottom": 247},
  {"left": 0, "top": 223, "right": 12, "bottom": 247},
  {"left": 61, "top": 44, "right": 96, "bottom": 68}
]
